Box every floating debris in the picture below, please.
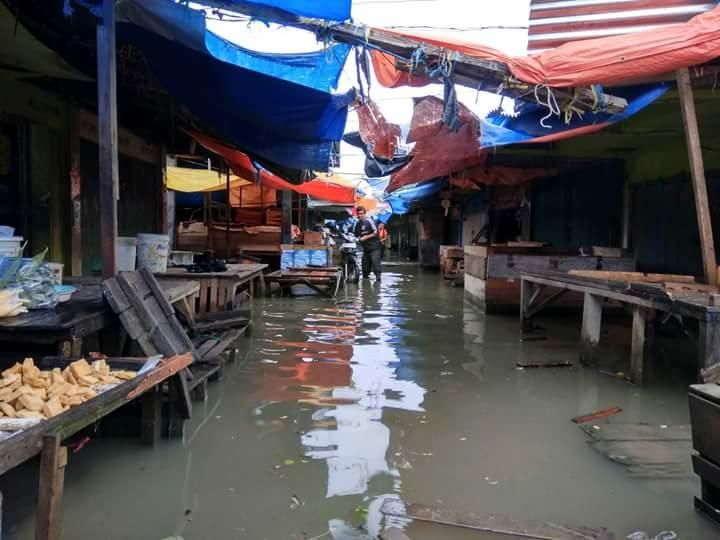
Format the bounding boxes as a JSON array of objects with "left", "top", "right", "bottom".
[{"left": 572, "top": 407, "right": 623, "bottom": 424}]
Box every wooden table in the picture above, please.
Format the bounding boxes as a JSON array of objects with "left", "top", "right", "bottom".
[
  {"left": 520, "top": 270, "right": 720, "bottom": 384},
  {"left": 0, "top": 279, "right": 199, "bottom": 358},
  {"left": 156, "top": 263, "right": 267, "bottom": 315},
  {"left": 0, "top": 353, "right": 192, "bottom": 540},
  {"left": 265, "top": 267, "right": 343, "bottom": 298}
]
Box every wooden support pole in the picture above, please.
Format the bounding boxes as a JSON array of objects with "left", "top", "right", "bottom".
[
  {"left": 519, "top": 279, "right": 535, "bottom": 332},
  {"left": 677, "top": 67, "right": 717, "bottom": 285},
  {"left": 580, "top": 292, "right": 603, "bottom": 365},
  {"left": 621, "top": 176, "right": 632, "bottom": 250},
  {"left": 35, "top": 435, "right": 67, "bottom": 540},
  {"left": 140, "top": 386, "right": 162, "bottom": 446},
  {"left": 97, "top": 0, "right": 119, "bottom": 278},
  {"left": 69, "top": 108, "right": 82, "bottom": 276},
  {"left": 281, "top": 190, "right": 293, "bottom": 244},
  {"left": 225, "top": 165, "right": 231, "bottom": 260},
  {"left": 631, "top": 306, "right": 648, "bottom": 385}
]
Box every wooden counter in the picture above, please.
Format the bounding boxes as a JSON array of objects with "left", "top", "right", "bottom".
[{"left": 464, "top": 245, "right": 635, "bottom": 313}]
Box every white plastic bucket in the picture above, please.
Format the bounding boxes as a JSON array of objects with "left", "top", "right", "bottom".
[
  {"left": 0, "top": 237, "right": 23, "bottom": 258},
  {"left": 136, "top": 234, "right": 170, "bottom": 273},
  {"left": 117, "top": 237, "right": 138, "bottom": 271}
]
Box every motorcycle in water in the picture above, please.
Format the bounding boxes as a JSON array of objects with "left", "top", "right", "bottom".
[{"left": 326, "top": 225, "right": 361, "bottom": 283}]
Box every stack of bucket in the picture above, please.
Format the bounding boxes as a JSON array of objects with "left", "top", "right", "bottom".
[{"left": 117, "top": 234, "right": 170, "bottom": 273}]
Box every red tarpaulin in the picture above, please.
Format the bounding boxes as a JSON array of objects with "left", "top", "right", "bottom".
[
  {"left": 388, "top": 96, "right": 485, "bottom": 192},
  {"left": 372, "top": 5, "right": 720, "bottom": 88},
  {"left": 355, "top": 99, "right": 401, "bottom": 160},
  {"left": 450, "top": 165, "right": 555, "bottom": 190},
  {"left": 191, "top": 131, "right": 356, "bottom": 204}
]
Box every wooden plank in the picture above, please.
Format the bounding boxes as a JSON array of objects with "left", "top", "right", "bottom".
[
  {"left": 150, "top": 322, "right": 185, "bottom": 357},
  {"left": 119, "top": 271, "right": 153, "bottom": 301},
  {"left": 631, "top": 306, "right": 648, "bottom": 385},
  {"left": 139, "top": 268, "right": 174, "bottom": 317},
  {"left": 526, "top": 289, "right": 569, "bottom": 319},
  {"left": 97, "top": 0, "right": 119, "bottom": 278},
  {"left": 592, "top": 246, "right": 624, "bottom": 258},
  {"left": 580, "top": 293, "right": 603, "bottom": 365},
  {"left": 698, "top": 320, "right": 720, "bottom": 374},
  {"left": 118, "top": 310, "right": 145, "bottom": 341},
  {"left": 198, "top": 329, "right": 244, "bottom": 363},
  {"left": 125, "top": 353, "right": 192, "bottom": 401},
  {"left": 380, "top": 501, "right": 614, "bottom": 540},
  {"left": 572, "top": 407, "right": 623, "bottom": 424},
  {"left": 101, "top": 278, "right": 131, "bottom": 313},
  {"left": 677, "top": 67, "right": 718, "bottom": 286},
  {"left": 116, "top": 274, "right": 162, "bottom": 333},
  {"left": 569, "top": 270, "right": 695, "bottom": 284},
  {"left": 35, "top": 435, "right": 67, "bottom": 540}
]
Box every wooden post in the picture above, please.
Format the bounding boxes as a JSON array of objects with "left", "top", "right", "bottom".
[
  {"left": 97, "top": 0, "right": 119, "bottom": 278},
  {"left": 225, "top": 165, "right": 231, "bottom": 260},
  {"left": 35, "top": 435, "right": 67, "bottom": 540},
  {"left": 282, "top": 190, "right": 293, "bottom": 244},
  {"left": 677, "top": 67, "right": 717, "bottom": 285},
  {"left": 519, "top": 279, "right": 534, "bottom": 332},
  {"left": 621, "top": 176, "right": 632, "bottom": 250},
  {"left": 631, "top": 306, "right": 647, "bottom": 385},
  {"left": 69, "top": 108, "right": 82, "bottom": 276},
  {"left": 140, "top": 386, "right": 162, "bottom": 446},
  {"left": 580, "top": 292, "right": 603, "bottom": 365},
  {"left": 698, "top": 319, "right": 720, "bottom": 377}
]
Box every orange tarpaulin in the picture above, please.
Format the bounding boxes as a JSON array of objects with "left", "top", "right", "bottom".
[
  {"left": 373, "top": 5, "right": 720, "bottom": 88},
  {"left": 191, "top": 131, "right": 356, "bottom": 204}
]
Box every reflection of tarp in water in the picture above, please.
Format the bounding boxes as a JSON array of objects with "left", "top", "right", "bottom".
[{"left": 581, "top": 423, "right": 692, "bottom": 478}]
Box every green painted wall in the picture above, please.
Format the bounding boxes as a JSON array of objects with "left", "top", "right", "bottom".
[{"left": 0, "top": 74, "right": 70, "bottom": 265}]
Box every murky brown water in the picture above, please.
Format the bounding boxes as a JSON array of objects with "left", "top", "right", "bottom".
[{"left": 2, "top": 267, "right": 717, "bottom": 539}]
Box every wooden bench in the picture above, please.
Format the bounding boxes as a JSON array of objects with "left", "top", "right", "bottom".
[{"left": 520, "top": 270, "right": 720, "bottom": 384}]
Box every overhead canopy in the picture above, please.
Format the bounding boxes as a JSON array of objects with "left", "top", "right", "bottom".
[
  {"left": 481, "top": 83, "right": 670, "bottom": 148},
  {"left": 119, "top": 0, "right": 353, "bottom": 171},
  {"left": 199, "top": 0, "right": 351, "bottom": 22},
  {"left": 118, "top": 0, "right": 351, "bottom": 92},
  {"left": 386, "top": 180, "right": 447, "bottom": 215},
  {"left": 166, "top": 165, "right": 251, "bottom": 192},
  {"left": 191, "top": 131, "right": 357, "bottom": 204},
  {"left": 372, "top": 6, "right": 720, "bottom": 88}
]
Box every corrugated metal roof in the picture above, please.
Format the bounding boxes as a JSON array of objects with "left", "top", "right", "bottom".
[{"left": 528, "top": 0, "right": 716, "bottom": 52}]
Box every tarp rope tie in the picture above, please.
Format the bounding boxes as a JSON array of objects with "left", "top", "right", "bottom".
[{"left": 534, "top": 84, "right": 560, "bottom": 129}]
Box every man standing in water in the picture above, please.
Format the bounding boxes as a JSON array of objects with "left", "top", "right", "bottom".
[{"left": 354, "top": 206, "right": 382, "bottom": 280}]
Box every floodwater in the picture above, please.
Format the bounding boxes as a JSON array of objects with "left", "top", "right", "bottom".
[{"left": 2, "top": 267, "right": 717, "bottom": 539}]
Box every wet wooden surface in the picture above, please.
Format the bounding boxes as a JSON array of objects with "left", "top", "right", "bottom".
[{"left": 0, "top": 279, "right": 198, "bottom": 335}]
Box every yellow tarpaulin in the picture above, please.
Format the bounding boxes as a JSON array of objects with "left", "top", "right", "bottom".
[{"left": 166, "top": 165, "right": 251, "bottom": 193}]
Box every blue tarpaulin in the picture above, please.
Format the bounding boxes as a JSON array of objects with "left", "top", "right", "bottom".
[
  {"left": 385, "top": 179, "right": 446, "bottom": 215},
  {"left": 480, "top": 83, "right": 669, "bottom": 148},
  {"left": 205, "top": 0, "right": 351, "bottom": 21},
  {"left": 118, "top": 0, "right": 354, "bottom": 171},
  {"left": 118, "top": 0, "right": 350, "bottom": 92}
]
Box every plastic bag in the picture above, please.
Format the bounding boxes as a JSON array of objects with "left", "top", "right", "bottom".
[{"left": 0, "top": 249, "right": 58, "bottom": 310}]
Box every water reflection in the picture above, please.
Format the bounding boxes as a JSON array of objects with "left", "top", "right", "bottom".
[{"left": 258, "top": 272, "right": 426, "bottom": 537}]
